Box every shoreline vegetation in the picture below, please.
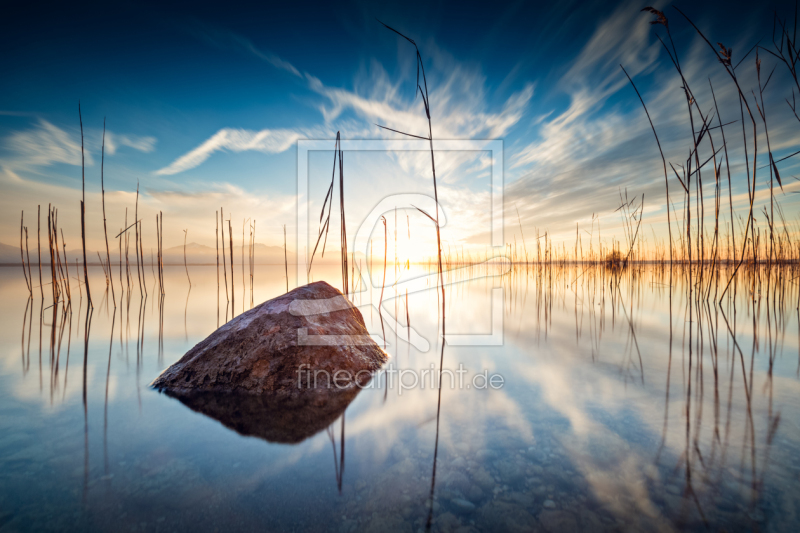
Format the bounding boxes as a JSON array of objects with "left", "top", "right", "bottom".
[{"left": 10, "top": 5, "right": 800, "bottom": 308}]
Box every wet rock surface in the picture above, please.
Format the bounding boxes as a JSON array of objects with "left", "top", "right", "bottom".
[{"left": 152, "top": 281, "right": 387, "bottom": 395}]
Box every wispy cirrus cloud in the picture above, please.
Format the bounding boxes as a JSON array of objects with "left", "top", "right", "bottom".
[
  {"left": 104, "top": 132, "right": 157, "bottom": 155},
  {"left": 159, "top": 33, "right": 535, "bottom": 177},
  {"left": 3, "top": 119, "right": 157, "bottom": 172},
  {"left": 188, "top": 25, "right": 303, "bottom": 78},
  {"left": 5, "top": 119, "right": 91, "bottom": 167},
  {"left": 305, "top": 54, "right": 534, "bottom": 141},
  {"left": 154, "top": 127, "right": 308, "bottom": 175},
  {"left": 511, "top": 0, "right": 662, "bottom": 172}
]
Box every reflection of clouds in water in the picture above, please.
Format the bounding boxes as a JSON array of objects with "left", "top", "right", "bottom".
[
  {"left": 494, "top": 267, "right": 800, "bottom": 528},
  {"left": 333, "top": 374, "right": 534, "bottom": 468},
  {"left": 2, "top": 264, "right": 800, "bottom": 531},
  {"left": 512, "top": 358, "right": 670, "bottom": 527}
]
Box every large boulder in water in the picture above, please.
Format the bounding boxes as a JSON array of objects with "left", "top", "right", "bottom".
[{"left": 151, "top": 281, "right": 387, "bottom": 396}]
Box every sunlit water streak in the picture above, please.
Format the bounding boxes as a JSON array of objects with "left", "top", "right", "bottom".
[{"left": 0, "top": 263, "right": 798, "bottom": 532}]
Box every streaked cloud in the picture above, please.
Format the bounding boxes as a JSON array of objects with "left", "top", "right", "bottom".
[
  {"left": 154, "top": 127, "right": 308, "bottom": 175},
  {"left": 5, "top": 119, "right": 91, "bottom": 167},
  {"left": 0, "top": 166, "right": 24, "bottom": 184},
  {"left": 188, "top": 26, "right": 303, "bottom": 78},
  {"left": 157, "top": 38, "right": 535, "bottom": 177},
  {"left": 104, "top": 132, "right": 157, "bottom": 155},
  {"left": 2, "top": 119, "right": 158, "bottom": 174}
]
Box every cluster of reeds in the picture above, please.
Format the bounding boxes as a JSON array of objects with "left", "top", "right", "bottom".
[
  {"left": 15, "top": 108, "right": 174, "bottom": 324},
  {"left": 214, "top": 208, "right": 237, "bottom": 319},
  {"left": 615, "top": 6, "right": 800, "bottom": 300},
  {"left": 309, "top": 131, "right": 349, "bottom": 297},
  {"left": 155, "top": 211, "right": 164, "bottom": 295},
  {"left": 46, "top": 205, "right": 72, "bottom": 303}
]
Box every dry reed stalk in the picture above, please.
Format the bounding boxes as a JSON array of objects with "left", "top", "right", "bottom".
[
  {"left": 753, "top": 51, "right": 782, "bottom": 265},
  {"left": 284, "top": 224, "right": 289, "bottom": 293},
  {"left": 160, "top": 211, "right": 164, "bottom": 294},
  {"left": 127, "top": 213, "right": 133, "bottom": 289},
  {"left": 98, "top": 253, "right": 108, "bottom": 286},
  {"left": 119, "top": 225, "right": 123, "bottom": 294},
  {"left": 47, "top": 205, "right": 57, "bottom": 302},
  {"left": 377, "top": 21, "right": 445, "bottom": 339},
  {"left": 339, "top": 143, "right": 348, "bottom": 298},
  {"left": 216, "top": 211, "right": 220, "bottom": 294},
  {"left": 155, "top": 215, "right": 161, "bottom": 294},
  {"left": 229, "top": 219, "right": 234, "bottom": 311},
  {"left": 642, "top": 8, "right": 706, "bottom": 268},
  {"left": 25, "top": 226, "right": 32, "bottom": 293},
  {"left": 183, "top": 229, "right": 191, "bottom": 287},
  {"left": 100, "top": 121, "right": 115, "bottom": 304},
  {"left": 405, "top": 288, "right": 410, "bottom": 343},
  {"left": 139, "top": 222, "right": 146, "bottom": 295},
  {"left": 51, "top": 209, "right": 66, "bottom": 300},
  {"left": 370, "top": 239, "right": 373, "bottom": 323},
  {"left": 97, "top": 252, "right": 106, "bottom": 281},
  {"left": 379, "top": 216, "right": 387, "bottom": 348},
  {"left": 126, "top": 222, "right": 133, "bottom": 290},
  {"left": 61, "top": 229, "right": 72, "bottom": 302},
  {"left": 37, "top": 205, "right": 43, "bottom": 299},
  {"left": 515, "top": 204, "right": 528, "bottom": 264},
  {"left": 134, "top": 183, "right": 143, "bottom": 293},
  {"left": 221, "top": 209, "right": 229, "bottom": 302},
  {"left": 154, "top": 217, "right": 159, "bottom": 293},
  {"left": 20, "top": 212, "right": 31, "bottom": 295},
  {"left": 242, "top": 219, "right": 246, "bottom": 293},
  {"left": 621, "top": 65, "right": 673, "bottom": 264},
  {"left": 669, "top": 8, "right": 761, "bottom": 295},
  {"left": 308, "top": 132, "right": 348, "bottom": 296},
  {"left": 362, "top": 27, "right": 455, "bottom": 520},
  {"left": 709, "top": 81, "right": 736, "bottom": 263},
  {"left": 123, "top": 210, "right": 129, "bottom": 290},
  {"left": 78, "top": 103, "right": 91, "bottom": 306}
]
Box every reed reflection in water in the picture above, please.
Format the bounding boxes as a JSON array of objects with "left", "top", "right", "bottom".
[{"left": 1, "top": 262, "right": 799, "bottom": 532}]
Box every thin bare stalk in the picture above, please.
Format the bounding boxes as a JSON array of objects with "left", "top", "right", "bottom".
[
  {"left": 284, "top": 224, "right": 289, "bottom": 293},
  {"left": 379, "top": 216, "right": 387, "bottom": 348},
  {"left": 134, "top": 183, "right": 143, "bottom": 294},
  {"left": 20, "top": 211, "right": 31, "bottom": 295},
  {"left": 78, "top": 103, "right": 91, "bottom": 306},
  {"left": 229, "top": 219, "right": 234, "bottom": 311},
  {"left": 621, "top": 65, "right": 672, "bottom": 263},
  {"left": 37, "top": 205, "right": 43, "bottom": 299},
  {"left": 216, "top": 211, "right": 220, "bottom": 296},
  {"left": 183, "top": 229, "right": 191, "bottom": 287},
  {"left": 100, "top": 120, "right": 115, "bottom": 304},
  {"left": 221, "top": 208, "right": 229, "bottom": 302}
]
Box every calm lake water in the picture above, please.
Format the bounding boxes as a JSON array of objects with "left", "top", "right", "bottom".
[{"left": 1, "top": 263, "right": 799, "bottom": 532}]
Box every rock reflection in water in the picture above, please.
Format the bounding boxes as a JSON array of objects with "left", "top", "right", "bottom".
[{"left": 161, "top": 387, "right": 359, "bottom": 444}]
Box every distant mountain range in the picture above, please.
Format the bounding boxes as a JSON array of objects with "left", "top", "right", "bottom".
[{"left": 0, "top": 241, "right": 366, "bottom": 266}]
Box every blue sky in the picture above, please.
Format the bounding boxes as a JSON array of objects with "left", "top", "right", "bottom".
[{"left": 2, "top": 0, "right": 799, "bottom": 259}]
